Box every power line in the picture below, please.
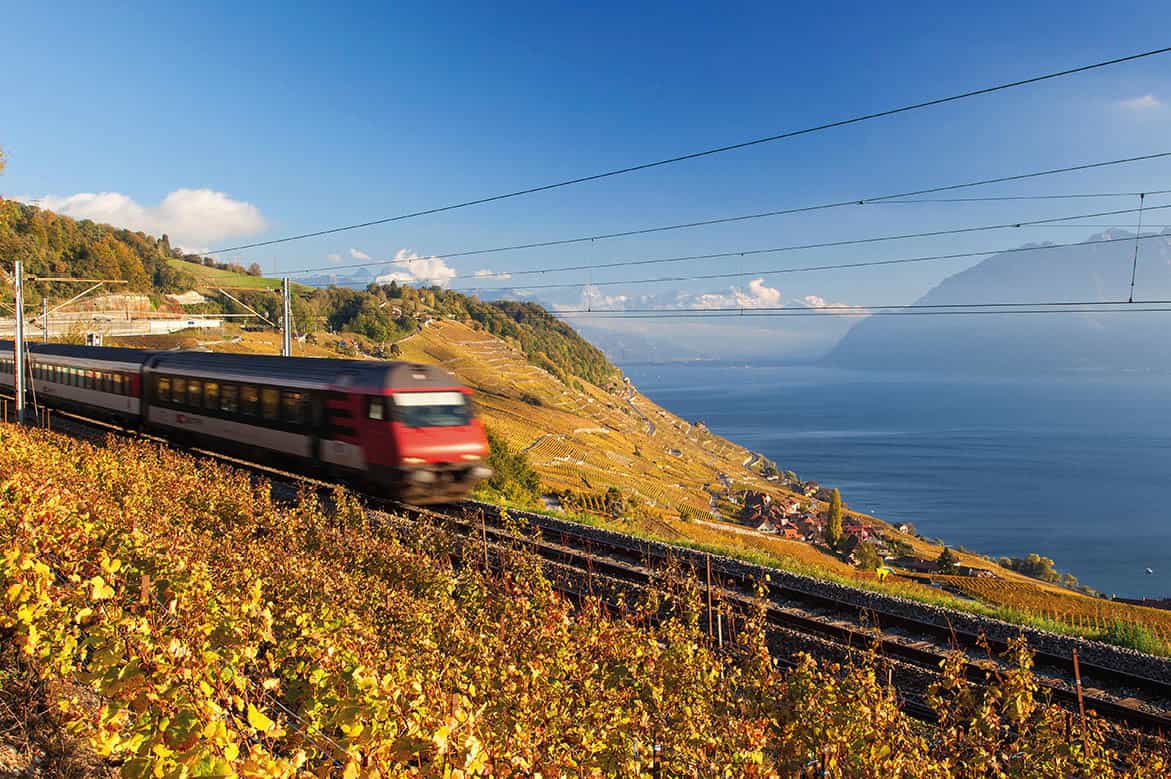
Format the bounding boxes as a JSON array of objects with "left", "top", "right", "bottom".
[
  {"left": 558, "top": 298, "right": 1171, "bottom": 314},
  {"left": 208, "top": 46, "right": 1171, "bottom": 255},
  {"left": 876, "top": 188, "right": 1171, "bottom": 204},
  {"left": 438, "top": 202, "right": 1170, "bottom": 284},
  {"left": 279, "top": 151, "right": 1171, "bottom": 278},
  {"left": 295, "top": 202, "right": 1171, "bottom": 290},
  {"left": 556, "top": 304, "right": 1171, "bottom": 320},
  {"left": 436, "top": 232, "right": 1171, "bottom": 293}
]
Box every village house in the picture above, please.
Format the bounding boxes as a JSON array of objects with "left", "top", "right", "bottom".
[
  {"left": 842, "top": 516, "right": 870, "bottom": 540},
  {"left": 752, "top": 518, "right": 778, "bottom": 534},
  {"left": 890, "top": 556, "right": 936, "bottom": 574}
]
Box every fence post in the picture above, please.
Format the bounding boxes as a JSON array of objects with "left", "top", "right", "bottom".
[
  {"left": 706, "top": 554, "right": 714, "bottom": 638},
  {"left": 480, "top": 510, "right": 488, "bottom": 573},
  {"left": 1072, "top": 648, "right": 1087, "bottom": 738}
]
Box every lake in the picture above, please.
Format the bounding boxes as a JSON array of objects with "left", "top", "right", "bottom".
[{"left": 619, "top": 362, "right": 1171, "bottom": 598}]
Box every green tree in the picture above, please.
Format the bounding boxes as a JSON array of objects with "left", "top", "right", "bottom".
[
  {"left": 855, "top": 541, "right": 882, "bottom": 571},
  {"left": 936, "top": 547, "right": 960, "bottom": 574},
  {"left": 824, "top": 488, "right": 843, "bottom": 548},
  {"left": 479, "top": 427, "right": 541, "bottom": 506}
]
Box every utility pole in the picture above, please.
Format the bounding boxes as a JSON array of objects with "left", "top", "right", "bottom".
[
  {"left": 281, "top": 277, "right": 293, "bottom": 357},
  {"left": 13, "top": 261, "right": 26, "bottom": 424},
  {"left": 42, "top": 297, "right": 49, "bottom": 343}
]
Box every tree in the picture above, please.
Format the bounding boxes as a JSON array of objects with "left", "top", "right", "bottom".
[
  {"left": 247, "top": 262, "right": 263, "bottom": 276},
  {"left": 855, "top": 541, "right": 882, "bottom": 571},
  {"left": 824, "top": 488, "right": 843, "bottom": 548},
  {"left": 481, "top": 427, "right": 540, "bottom": 506},
  {"left": 936, "top": 547, "right": 960, "bottom": 574}
]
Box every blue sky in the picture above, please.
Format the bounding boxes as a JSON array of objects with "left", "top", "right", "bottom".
[{"left": 2, "top": 1, "right": 1169, "bottom": 356}]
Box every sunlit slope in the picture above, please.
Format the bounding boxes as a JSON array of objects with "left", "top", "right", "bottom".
[{"left": 397, "top": 319, "right": 785, "bottom": 517}]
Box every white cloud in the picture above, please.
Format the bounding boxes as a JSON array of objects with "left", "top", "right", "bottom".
[
  {"left": 475, "top": 268, "right": 512, "bottom": 280},
  {"left": 691, "top": 278, "right": 782, "bottom": 309},
  {"left": 350, "top": 248, "right": 371, "bottom": 260},
  {"left": 375, "top": 249, "right": 458, "bottom": 287},
  {"left": 26, "top": 188, "right": 266, "bottom": 252},
  {"left": 1118, "top": 94, "right": 1163, "bottom": 110},
  {"left": 570, "top": 284, "right": 628, "bottom": 310},
  {"left": 799, "top": 294, "right": 869, "bottom": 315},
  {"left": 327, "top": 253, "right": 341, "bottom": 263}
]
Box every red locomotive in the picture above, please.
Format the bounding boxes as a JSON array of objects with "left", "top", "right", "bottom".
[{"left": 0, "top": 342, "right": 491, "bottom": 502}]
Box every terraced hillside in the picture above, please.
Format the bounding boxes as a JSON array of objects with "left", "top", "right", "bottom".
[{"left": 396, "top": 319, "right": 781, "bottom": 517}]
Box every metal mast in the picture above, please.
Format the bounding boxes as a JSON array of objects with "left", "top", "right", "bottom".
[
  {"left": 281, "top": 277, "right": 293, "bottom": 357},
  {"left": 42, "top": 297, "right": 49, "bottom": 343},
  {"left": 13, "top": 261, "right": 26, "bottom": 423}
]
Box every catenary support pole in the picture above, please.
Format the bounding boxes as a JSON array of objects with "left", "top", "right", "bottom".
[
  {"left": 42, "top": 297, "right": 49, "bottom": 343},
  {"left": 281, "top": 277, "right": 293, "bottom": 357},
  {"left": 13, "top": 261, "right": 26, "bottom": 424}
]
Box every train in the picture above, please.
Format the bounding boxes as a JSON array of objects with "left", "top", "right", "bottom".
[{"left": 0, "top": 341, "right": 492, "bottom": 502}]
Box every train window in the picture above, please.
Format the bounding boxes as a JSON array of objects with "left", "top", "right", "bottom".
[
  {"left": 261, "top": 387, "right": 279, "bottom": 421},
  {"left": 111, "top": 373, "right": 121, "bottom": 394},
  {"left": 220, "top": 384, "right": 239, "bottom": 414},
  {"left": 156, "top": 376, "right": 171, "bottom": 403},
  {"left": 85, "top": 370, "right": 95, "bottom": 390},
  {"left": 99, "top": 372, "right": 110, "bottom": 393},
  {"left": 204, "top": 381, "right": 220, "bottom": 411},
  {"left": 240, "top": 385, "right": 259, "bottom": 416},
  {"left": 367, "top": 397, "right": 385, "bottom": 420},
  {"left": 172, "top": 377, "right": 186, "bottom": 405},
  {"left": 187, "top": 380, "right": 203, "bottom": 408},
  {"left": 281, "top": 391, "right": 305, "bottom": 425}
]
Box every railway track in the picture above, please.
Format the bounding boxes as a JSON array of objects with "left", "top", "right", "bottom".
[{"left": 9, "top": 404, "right": 1171, "bottom": 735}]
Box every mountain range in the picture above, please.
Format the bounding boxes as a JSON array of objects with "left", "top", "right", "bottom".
[{"left": 827, "top": 229, "right": 1171, "bottom": 374}]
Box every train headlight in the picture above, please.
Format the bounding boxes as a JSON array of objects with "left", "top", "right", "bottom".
[
  {"left": 459, "top": 453, "right": 482, "bottom": 461},
  {"left": 401, "top": 456, "right": 426, "bottom": 465}
]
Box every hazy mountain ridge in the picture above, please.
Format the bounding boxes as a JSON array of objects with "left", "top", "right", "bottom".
[{"left": 828, "top": 230, "right": 1171, "bottom": 374}]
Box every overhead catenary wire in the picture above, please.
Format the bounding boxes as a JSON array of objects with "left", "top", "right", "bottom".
[
  {"left": 408, "top": 203, "right": 1171, "bottom": 288},
  {"left": 439, "top": 232, "right": 1170, "bottom": 294},
  {"left": 207, "top": 46, "right": 1171, "bottom": 255},
  {"left": 558, "top": 298, "right": 1171, "bottom": 314},
  {"left": 295, "top": 202, "right": 1171, "bottom": 291},
  {"left": 874, "top": 188, "right": 1171, "bottom": 204},
  {"left": 555, "top": 305, "right": 1171, "bottom": 320},
  {"left": 277, "top": 151, "right": 1171, "bottom": 278}
]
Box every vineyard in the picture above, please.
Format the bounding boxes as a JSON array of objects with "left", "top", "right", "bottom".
[
  {"left": 3, "top": 426, "right": 1171, "bottom": 777},
  {"left": 934, "top": 575, "right": 1171, "bottom": 649}
]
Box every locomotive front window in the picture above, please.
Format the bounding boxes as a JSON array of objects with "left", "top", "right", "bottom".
[{"left": 391, "top": 392, "right": 472, "bottom": 428}]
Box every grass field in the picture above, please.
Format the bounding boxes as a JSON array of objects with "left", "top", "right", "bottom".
[{"left": 168, "top": 258, "right": 287, "bottom": 290}]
